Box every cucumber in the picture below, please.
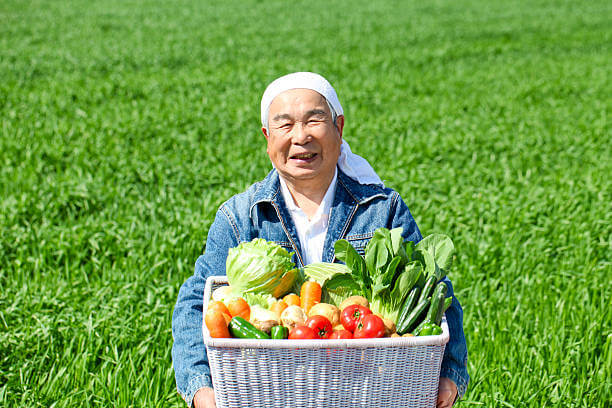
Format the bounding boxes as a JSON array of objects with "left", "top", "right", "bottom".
[
  {"left": 418, "top": 275, "right": 437, "bottom": 304},
  {"left": 229, "top": 317, "right": 270, "bottom": 339},
  {"left": 427, "top": 283, "right": 447, "bottom": 325},
  {"left": 397, "top": 296, "right": 431, "bottom": 335},
  {"left": 395, "top": 286, "right": 421, "bottom": 328}
]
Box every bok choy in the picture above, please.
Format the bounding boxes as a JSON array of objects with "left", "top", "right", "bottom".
[{"left": 324, "top": 228, "right": 455, "bottom": 322}]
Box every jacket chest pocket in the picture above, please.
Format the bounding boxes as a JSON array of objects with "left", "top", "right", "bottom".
[
  {"left": 273, "top": 241, "right": 294, "bottom": 253},
  {"left": 345, "top": 232, "right": 375, "bottom": 256}
]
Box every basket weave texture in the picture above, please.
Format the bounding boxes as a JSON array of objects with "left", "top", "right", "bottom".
[{"left": 203, "top": 276, "right": 449, "bottom": 408}]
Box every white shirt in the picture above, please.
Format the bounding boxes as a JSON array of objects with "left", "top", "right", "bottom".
[{"left": 279, "top": 169, "right": 337, "bottom": 266}]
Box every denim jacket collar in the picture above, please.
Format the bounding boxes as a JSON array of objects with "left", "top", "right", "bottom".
[
  {"left": 249, "top": 168, "right": 386, "bottom": 265},
  {"left": 250, "top": 168, "right": 386, "bottom": 208}
]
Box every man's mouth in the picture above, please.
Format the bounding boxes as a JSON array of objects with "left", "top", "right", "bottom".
[{"left": 291, "top": 153, "right": 317, "bottom": 160}]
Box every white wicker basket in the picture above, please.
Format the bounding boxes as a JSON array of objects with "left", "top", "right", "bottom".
[{"left": 203, "top": 276, "right": 449, "bottom": 408}]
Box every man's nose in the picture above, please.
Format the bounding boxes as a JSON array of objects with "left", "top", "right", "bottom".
[{"left": 291, "top": 122, "right": 311, "bottom": 144}]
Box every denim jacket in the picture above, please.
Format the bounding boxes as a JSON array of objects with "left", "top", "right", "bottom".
[{"left": 172, "top": 168, "right": 469, "bottom": 406}]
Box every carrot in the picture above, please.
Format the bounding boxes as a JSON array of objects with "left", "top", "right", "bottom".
[
  {"left": 270, "top": 300, "right": 288, "bottom": 315},
  {"left": 283, "top": 293, "right": 301, "bottom": 307},
  {"left": 208, "top": 300, "right": 230, "bottom": 316},
  {"left": 300, "top": 281, "right": 321, "bottom": 314},
  {"left": 221, "top": 312, "right": 232, "bottom": 326},
  {"left": 227, "top": 297, "right": 251, "bottom": 321},
  {"left": 205, "top": 309, "right": 230, "bottom": 338}
]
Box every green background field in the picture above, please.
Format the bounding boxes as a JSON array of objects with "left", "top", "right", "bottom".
[{"left": 1, "top": 0, "right": 610, "bottom": 406}]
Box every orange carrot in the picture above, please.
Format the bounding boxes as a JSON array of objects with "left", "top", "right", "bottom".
[
  {"left": 227, "top": 297, "right": 251, "bottom": 321},
  {"left": 300, "top": 281, "right": 321, "bottom": 314},
  {"left": 283, "top": 293, "right": 301, "bottom": 307},
  {"left": 270, "top": 300, "right": 288, "bottom": 315},
  {"left": 221, "top": 312, "right": 232, "bottom": 326},
  {"left": 205, "top": 309, "right": 230, "bottom": 338},
  {"left": 208, "top": 301, "right": 230, "bottom": 316}
]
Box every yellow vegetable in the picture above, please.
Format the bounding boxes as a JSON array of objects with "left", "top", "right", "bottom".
[
  {"left": 308, "top": 303, "right": 340, "bottom": 327},
  {"left": 250, "top": 305, "right": 280, "bottom": 334},
  {"left": 339, "top": 295, "right": 369, "bottom": 311},
  {"left": 375, "top": 313, "right": 396, "bottom": 337},
  {"left": 280, "top": 305, "right": 307, "bottom": 330}
]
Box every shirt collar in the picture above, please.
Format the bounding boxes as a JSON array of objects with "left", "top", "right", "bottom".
[
  {"left": 250, "top": 167, "right": 387, "bottom": 217},
  {"left": 278, "top": 168, "right": 338, "bottom": 219}
]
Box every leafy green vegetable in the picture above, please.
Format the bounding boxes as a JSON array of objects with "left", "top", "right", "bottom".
[
  {"left": 389, "top": 261, "right": 423, "bottom": 307},
  {"left": 242, "top": 293, "right": 276, "bottom": 309},
  {"left": 226, "top": 238, "right": 300, "bottom": 299},
  {"left": 302, "top": 262, "right": 351, "bottom": 286},
  {"left": 326, "top": 228, "right": 455, "bottom": 322},
  {"left": 414, "top": 234, "right": 455, "bottom": 280},
  {"left": 321, "top": 273, "right": 362, "bottom": 306},
  {"left": 334, "top": 239, "right": 371, "bottom": 294}
]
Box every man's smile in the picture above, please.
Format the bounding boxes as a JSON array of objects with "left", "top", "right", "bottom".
[{"left": 290, "top": 152, "right": 318, "bottom": 162}]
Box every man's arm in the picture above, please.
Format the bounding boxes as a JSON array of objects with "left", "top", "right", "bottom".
[
  {"left": 172, "top": 208, "right": 239, "bottom": 407},
  {"left": 438, "top": 276, "right": 469, "bottom": 399}
]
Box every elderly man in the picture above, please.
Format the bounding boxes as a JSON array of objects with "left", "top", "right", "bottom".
[{"left": 172, "top": 72, "right": 469, "bottom": 408}]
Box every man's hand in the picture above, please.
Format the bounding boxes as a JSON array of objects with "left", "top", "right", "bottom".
[
  {"left": 193, "top": 387, "right": 216, "bottom": 408},
  {"left": 437, "top": 377, "right": 458, "bottom": 408}
]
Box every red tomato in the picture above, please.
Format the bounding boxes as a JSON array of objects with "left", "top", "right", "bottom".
[
  {"left": 289, "top": 325, "right": 318, "bottom": 340},
  {"left": 353, "top": 314, "right": 386, "bottom": 338},
  {"left": 329, "top": 329, "right": 353, "bottom": 339},
  {"left": 305, "top": 315, "right": 332, "bottom": 339},
  {"left": 340, "top": 304, "right": 372, "bottom": 332}
]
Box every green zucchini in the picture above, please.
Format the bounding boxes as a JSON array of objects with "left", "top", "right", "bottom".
[
  {"left": 270, "top": 325, "right": 288, "bottom": 339},
  {"left": 397, "top": 296, "right": 431, "bottom": 335},
  {"left": 427, "top": 282, "right": 447, "bottom": 325},
  {"left": 395, "top": 286, "right": 421, "bottom": 328},
  {"left": 229, "top": 317, "right": 270, "bottom": 339},
  {"left": 418, "top": 275, "right": 437, "bottom": 304}
]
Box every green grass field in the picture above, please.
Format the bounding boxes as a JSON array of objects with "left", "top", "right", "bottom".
[{"left": 1, "top": 0, "right": 610, "bottom": 406}]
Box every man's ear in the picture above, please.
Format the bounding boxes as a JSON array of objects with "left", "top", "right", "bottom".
[
  {"left": 335, "top": 115, "right": 345, "bottom": 139},
  {"left": 262, "top": 126, "right": 269, "bottom": 141}
]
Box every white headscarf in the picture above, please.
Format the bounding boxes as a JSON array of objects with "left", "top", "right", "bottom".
[{"left": 261, "top": 72, "right": 384, "bottom": 187}]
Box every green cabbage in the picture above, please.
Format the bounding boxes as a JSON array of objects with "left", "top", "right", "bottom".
[{"left": 226, "top": 238, "right": 300, "bottom": 299}]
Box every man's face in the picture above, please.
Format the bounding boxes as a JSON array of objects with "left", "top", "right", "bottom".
[{"left": 263, "top": 88, "right": 344, "bottom": 188}]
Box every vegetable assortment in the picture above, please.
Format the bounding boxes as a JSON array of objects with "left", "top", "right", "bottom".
[
  {"left": 206, "top": 280, "right": 388, "bottom": 340},
  {"left": 205, "top": 229, "right": 457, "bottom": 340},
  {"left": 326, "top": 229, "right": 456, "bottom": 337}
]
